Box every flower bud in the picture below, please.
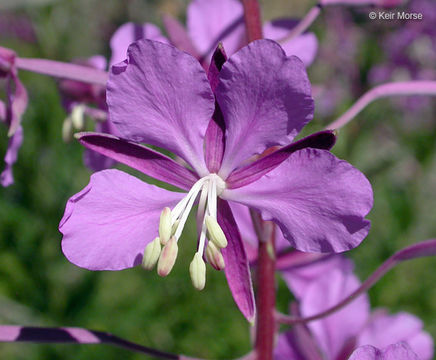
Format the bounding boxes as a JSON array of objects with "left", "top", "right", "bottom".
[
  {"left": 159, "top": 207, "right": 172, "bottom": 245},
  {"left": 157, "top": 236, "right": 178, "bottom": 277},
  {"left": 205, "top": 216, "right": 228, "bottom": 248},
  {"left": 141, "top": 237, "right": 161, "bottom": 270},
  {"left": 189, "top": 252, "right": 206, "bottom": 290},
  {"left": 205, "top": 241, "right": 225, "bottom": 271},
  {"left": 71, "top": 104, "right": 85, "bottom": 129}
]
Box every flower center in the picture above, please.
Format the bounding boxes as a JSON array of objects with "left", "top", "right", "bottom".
[{"left": 142, "top": 174, "right": 228, "bottom": 291}]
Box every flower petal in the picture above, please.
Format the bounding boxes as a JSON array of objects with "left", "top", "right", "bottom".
[
  {"left": 274, "top": 332, "right": 305, "bottom": 360},
  {"left": 187, "top": 0, "right": 245, "bottom": 62},
  {"left": 263, "top": 20, "right": 318, "bottom": 66},
  {"left": 281, "top": 255, "right": 352, "bottom": 300},
  {"left": 222, "top": 148, "right": 373, "bottom": 253},
  {"left": 348, "top": 343, "right": 420, "bottom": 360},
  {"left": 358, "top": 312, "right": 434, "bottom": 360},
  {"left": 77, "top": 132, "right": 198, "bottom": 190},
  {"left": 226, "top": 130, "right": 336, "bottom": 189},
  {"left": 107, "top": 40, "right": 215, "bottom": 176},
  {"left": 229, "top": 202, "right": 292, "bottom": 263},
  {"left": 162, "top": 15, "right": 201, "bottom": 60},
  {"left": 59, "top": 169, "right": 185, "bottom": 270},
  {"left": 1, "top": 125, "right": 23, "bottom": 187},
  {"left": 301, "top": 267, "right": 370, "bottom": 360},
  {"left": 7, "top": 69, "right": 28, "bottom": 137},
  {"left": 109, "top": 22, "right": 168, "bottom": 66},
  {"left": 381, "top": 343, "right": 421, "bottom": 360},
  {"left": 218, "top": 199, "right": 255, "bottom": 322},
  {"left": 216, "top": 39, "right": 314, "bottom": 177},
  {"left": 88, "top": 55, "right": 107, "bottom": 71}
]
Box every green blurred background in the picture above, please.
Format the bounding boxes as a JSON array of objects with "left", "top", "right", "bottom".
[{"left": 0, "top": 0, "right": 435, "bottom": 358}]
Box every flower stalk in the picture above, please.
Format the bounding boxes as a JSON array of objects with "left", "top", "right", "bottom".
[
  {"left": 325, "top": 81, "right": 436, "bottom": 130},
  {"left": 15, "top": 57, "right": 108, "bottom": 85},
  {"left": 253, "top": 213, "right": 276, "bottom": 360},
  {"left": 241, "top": 0, "right": 263, "bottom": 42},
  {"left": 277, "top": 5, "right": 322, "bottom": 44}
]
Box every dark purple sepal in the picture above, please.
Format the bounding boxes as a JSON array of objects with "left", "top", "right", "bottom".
[
  {"left": 76, "top": 132, "right": 198, "bottom": 190},
  {"left": 217, "top": 199, "right": 256, "bottom": 323},
  {"left": 205, "top": 44, "right": 228, "bottom": 173},
  {"left": 226, "top": 130, "right": 336, "bottom": 189},
  {"left": 207, "top": 43, "right": 227, "bottom": 92},
  {"left": 161, "top": 15, "right": 201, "bottom": 60}
]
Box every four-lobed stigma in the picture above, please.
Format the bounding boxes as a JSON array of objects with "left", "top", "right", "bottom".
[{"left": 142, "top": 174, "right": 227, "bottom": 290}]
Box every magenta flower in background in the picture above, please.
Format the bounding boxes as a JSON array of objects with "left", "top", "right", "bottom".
[
  {"left": 59, "top": 38, "right": 372, "bottom": 321},
  {"left": 0, "top": 46, "right": 27, "bottom": 187},
  {"left": 349, "top": 343, "right": 422, "bottom": 360},
  {"left": 275, "top": 256, "right": 433, "bottom": 360},
  {"left": 368, "top": 0, "right": 436, "bottom": 119},
  {"left": 182, "top": 0, "right": 318, "bottom": 66},
  {"left": 105, "top": 0, "right": 318, "bottom": 68},
  {"left": 59, "top": 24, "right": 169, "bottom": 171},
  {"left": 59, "top": 55, "right": 113, "bottom": 171}
]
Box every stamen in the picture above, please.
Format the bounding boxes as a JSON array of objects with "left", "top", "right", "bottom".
[
  {"left": 152, "top": 173, "right": 227, "bottom": 287},
  {"left": 71, "top": 104, "right": 85, "bottom": 129},
  {"left": 62, "top": 117, "right": 73, "bottom": 142},
  {"left": 189, "top": 252, "right": 206, "bottom": 290},
  {"left": 205, "top": 216, "right": 228, "bottom": 248},
  {"left": 171, "top": 177, "right": 206, "bottom": 224},
  {"left": 170, "top": 220, "right": 180, "bottom": 237},
  {"left": 157, "top": 236, "right": 178, "bottom": 277},
  {"left": 196, "top": 184, "right": 209, "bottom": 255},
  {"left": 173, "top": 183, "right": 203, "bottom": 241},
  {"left": 205, "top": 241, "right": 225, "bottom": 271},
  {"left": 197, "top": 216, "right": 208, "bottom": 255},
  {"left": 196, "top": 183, "right": 209, "bottom": 228},
  {"left": 142, "top": 237, "right": 161, "bottom": 270},
  {"left": 207, "top": 176, "right": 217, "bottom": 219},
  {"left": 159, "top": 207, "right": 172, "bottom": 245}
]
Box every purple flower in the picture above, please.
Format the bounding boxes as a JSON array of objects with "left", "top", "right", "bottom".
[
  {"left": 109, "top": 22, "right": 169, "bottom": 66},
  {"left": 59, "top": 24, "right": 169, "bottom": 171},
  {"left": 59, "top": 39, "right": 372, "bottom": 321},
  {"left": 368, "top": 0, "right": 436, "bottom": 118},
  {"left": 349, "top": 343, "right": 421, "bottom": 360},
  {"left": 167, "top": 0, "right": 318, "bottom": 66},
  {"left": 59, "top": 56, "right": 116, "bottom": 171},
  {"left": 0, "top": 46, "right": 28, "bottom": 187},
  {"left": 276, "top": 256, "right": 433, "bottom": 359}
]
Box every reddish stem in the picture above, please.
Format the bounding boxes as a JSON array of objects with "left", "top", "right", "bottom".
[
  {"left": 251, "top": 211, "right": 276, "bottom": 360},
  {"left": 241, "top": 0, "right": 263, "bottom": 42},
  {"left": 241, "top": 2, "right": 275, "bottom": 358}
]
